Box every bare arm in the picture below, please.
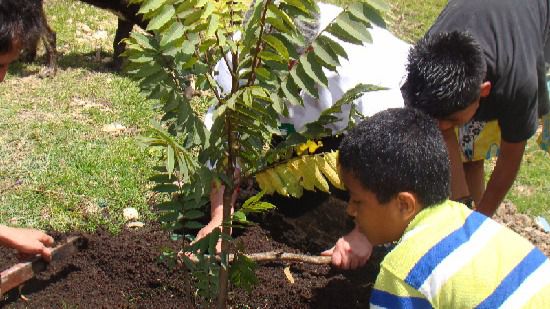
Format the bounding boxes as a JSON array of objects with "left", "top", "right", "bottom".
[
  {"left": 441, "top": 129, "right": 470, "bottom": 200},
  {"left": 476, "top": 140, "right": 526, "bottom": 217}
]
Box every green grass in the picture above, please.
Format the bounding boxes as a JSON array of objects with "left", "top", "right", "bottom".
[
  {"left": 0, "top": 0, "right": 157, "bottom": 232},
  {"left": 0, "top": 0, "right": 548, "bottom": 234}
]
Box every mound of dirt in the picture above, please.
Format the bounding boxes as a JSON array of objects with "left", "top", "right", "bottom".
[{"left": 1, "top": 196, "right": 548, "bottom": 308}]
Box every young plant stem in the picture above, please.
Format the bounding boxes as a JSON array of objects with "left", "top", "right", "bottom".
[{"left": 217, "top": 124, "right": 238, "bottom": 309}]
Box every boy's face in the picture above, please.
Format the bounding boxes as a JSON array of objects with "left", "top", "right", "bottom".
[
  {"left": 437, "top": 81, "right": 492, "bottom": 131},
  {"left": 0, "top": 41, "right": 21, "bottom": 83},
  {"left": 342, "top": 170, "right": 415, "bottom": 246},
  {"left": 437, "top": 100, "right": 480, "bottom": 131}
]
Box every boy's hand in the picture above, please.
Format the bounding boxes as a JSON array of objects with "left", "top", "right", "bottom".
[
  {"left": 321, "top": 226, "right": 372, "bottom": 270},
  {"left": 0, "top": 225, "right": 55, "bottom": 262}
]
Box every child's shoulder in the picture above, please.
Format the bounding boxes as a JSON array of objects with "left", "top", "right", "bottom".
[{"left": 380, "top": 202, "right": 550, "bottom": 307}]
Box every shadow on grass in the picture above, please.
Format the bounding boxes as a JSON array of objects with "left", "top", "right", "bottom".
[{"left": 8, "top": 51, "right": 127, "bottom": 78}]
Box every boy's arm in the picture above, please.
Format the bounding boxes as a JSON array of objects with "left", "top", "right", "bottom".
[
  {"left": 0, "top": 225, "right": 54, "bottom": 261},
  {"left": 476, "top": 140, "right": 526, "bottom": 217},
  {"left": 321, "top": 225, "right": 372, "bottom": 270}
]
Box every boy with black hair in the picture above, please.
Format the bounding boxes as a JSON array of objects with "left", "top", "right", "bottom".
[
  {"left": 401, "top": 0, "right": 550, "bottom": 218},
  {"left": 340, "top": 108, "right": 550, "bottom": 307},
  {"left": 0, "top": 0, "right": 54, "bottom": 261}
]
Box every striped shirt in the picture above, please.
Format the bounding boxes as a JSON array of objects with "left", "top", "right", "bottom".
[{"left": 370, "top": 200, "right": 550, "bottom": 308}]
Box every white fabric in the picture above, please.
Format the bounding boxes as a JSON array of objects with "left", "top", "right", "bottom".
[{"left": 204, "top": 3, "right": 411, "bottom": 133}]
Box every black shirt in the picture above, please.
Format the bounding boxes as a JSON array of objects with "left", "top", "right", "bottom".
[{"left": 429, "top": 0, "right": 550, "bottom": 142}]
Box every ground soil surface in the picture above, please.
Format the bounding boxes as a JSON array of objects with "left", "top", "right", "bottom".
[{"left": 1, "top": 194, "right": 548, "bottom": 308}]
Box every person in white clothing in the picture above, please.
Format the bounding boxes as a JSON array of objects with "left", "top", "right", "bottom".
[{"left": 197, "top": 2, "right": 410, "bottom": 270}]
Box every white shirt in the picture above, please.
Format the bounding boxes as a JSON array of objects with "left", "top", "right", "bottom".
[{"left": 205, "top": 3, "right": 411, "bottom": 133}]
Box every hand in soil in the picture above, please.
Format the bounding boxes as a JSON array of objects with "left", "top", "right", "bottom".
[
  {"left": 189, "top": 183, "right": 238, "bottom": 254},
  {"left": 321, "top": 225, "right": 372, "bottom": 270},
  {"left": 0, "top": 225, "right": 54, "bottom": 262}
]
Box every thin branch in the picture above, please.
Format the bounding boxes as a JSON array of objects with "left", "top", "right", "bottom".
[
  {"left": 216, "top": 31, "right": 235, "bottom": 81},
  {"left": 185, "top": 33, "right": 224, "bottom": 104},
  {"left": 246, "top": 0, "right": 272, "bottom": 86},
  {"left": 181, "top": 251, "right": 332, "bottom": 265}
]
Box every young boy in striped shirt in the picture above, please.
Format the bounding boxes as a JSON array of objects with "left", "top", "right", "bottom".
[{"left": 338, "top": 108, "right": 550, "bottom": 308}]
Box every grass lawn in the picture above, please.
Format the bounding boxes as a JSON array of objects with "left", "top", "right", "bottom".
[
  {"left": 0, "top": 0, "right": 548, "bottom": 233},
  {"left": 0, "top": 0, "right": 158, "bottom": 232}
]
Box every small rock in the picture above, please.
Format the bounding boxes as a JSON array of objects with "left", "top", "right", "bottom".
[
  {"left": 102, "top": 122, "right": 126, "bottom": 133},
  {"left": 535, "top": 216, "right": 550, "bottom": 232},
  {"left": 123, "top": 207, "right": 139, "bottom": 221},
  {"left": 126, "top": 221, "right": 145, "bottom": 229}
]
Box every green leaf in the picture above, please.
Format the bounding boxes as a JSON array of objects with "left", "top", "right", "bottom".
[
  {"left": 270, "top": 93, "right": 285, "bottom": 115},
  {"left": 281, "top": 78, "right": 302, "bottom": 106},
  {"left": 291, "top": 65, "right": 318, "bottom": 98},
  {"left": 183, "top": 210, "right": 204, "bottom": 220},
  {"left": 183, "top": 9, "right": 203, "bottom": 26},
  {"left": 136, "top": 62, "right": 163, "bottom": 79},
  {"left": 128, "top": 54, "right": 155, "bottom": 64},
  {"left": 166, "top": 145, "right": 175, "bottom": 175},
  {"left": 139, "top": 0, "right": 166, "bottom": 14},
  {"left": 265, "top": 16, "right": 290, "bottom": 33},
  {"left": 258, "top": 51, "right": 286, "bottom": 63},
  {"left": 175, "top": 0, "right": 197, "bottom": 14},
  {"left": 348, "top": 2, "right": 386, "bottom": 28},
  {"left": 147, "top": 5, "right": 175, "bottom": 31},
  {"left": 312, "top": 39, "right": 340, "bottom": 69},
  {"left": 203, "top": 1, "right": 215, "bottom": 18},
  {"left": 206, "top": 14, "right": 219, "bottom": 37},
  {"left": 160, "top": 21, "right": 185, "bottom": 46},
  {"left": 232, "top": 211, "right": 247, "bottom": 223},
  {"left": 283, "top": 0, "right": 308, "bottom": 14},
  {"left": 267, "top": 4, "right": 295, "bottom": 30},
  {"left": 156, "top": 200, "right": 182, "bottom": 211},
  {"left": 317, "top": 35, "right": 348, "bottom": 60},
  {"left": 130, "top": 32, "right": 155, "bottom": 50},
  {"left": 328, "top": 13, "right": 372, "bottom": 45},
  {"left": 255, "top": 67, "right": 274, "bottom": 81},
  {"left": 263, "top": 34, "right": 289, "bottom": 61},
  {"left": 300, "top": 53, "right": 328, "bottom": 87},
  {"left": 153, "top": 183, "right": 179, "bottom": 193},
  {"left": 183, "top": 220, "right": 204, "bottom": 229},
  {"left": 322, "top": 83, "right": 384, "bottom": 116}
]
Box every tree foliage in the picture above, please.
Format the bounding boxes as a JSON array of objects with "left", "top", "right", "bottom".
[{"left": 124, "top": 0, "right": 387, "bottom": 305}]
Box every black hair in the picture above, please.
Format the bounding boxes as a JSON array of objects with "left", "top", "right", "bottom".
[
  {"left": 401, "top": 31, "right": 486, "bottom": 119},
  {"left": 0, "top": 0, "right": 42, "bottom": 53},
  {"left": 338, "top": 108, "right": 450, "bottom": 206}
]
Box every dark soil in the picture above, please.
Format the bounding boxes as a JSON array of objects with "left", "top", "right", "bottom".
[{"left": 1, "top": 193, "right": 549, "bottom": 308}]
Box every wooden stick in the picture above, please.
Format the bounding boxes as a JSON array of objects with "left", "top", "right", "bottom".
[
  {"left": 181, "top": 251, "right": 331, "bottom": 265},
  {"left": 0, "top": 236, "right": 85, "bottom": 296}
]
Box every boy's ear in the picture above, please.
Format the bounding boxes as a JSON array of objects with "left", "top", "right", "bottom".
[
  {"left": 396, "top": 192, "right": 420, "bottom": 221},
  {"left": 480, "top": 81, "right": 491, "bottom": 98}
]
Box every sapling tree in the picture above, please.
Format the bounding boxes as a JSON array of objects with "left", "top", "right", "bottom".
[{"left": 124, "top": 0, "right": 387, "bottom": 306}]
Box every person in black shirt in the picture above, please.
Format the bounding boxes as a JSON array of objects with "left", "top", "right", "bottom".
[{"left": 401, "top": 0, "right": 550, "bottom": 217}]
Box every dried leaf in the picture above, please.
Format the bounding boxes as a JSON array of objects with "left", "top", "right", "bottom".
[{"left": 283, "top": 266, "right": 295, "bottom": 284}]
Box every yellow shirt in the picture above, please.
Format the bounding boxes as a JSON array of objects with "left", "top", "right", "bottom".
[{"left": 371, "top": 200, "right": 550, "bottom": 308}]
